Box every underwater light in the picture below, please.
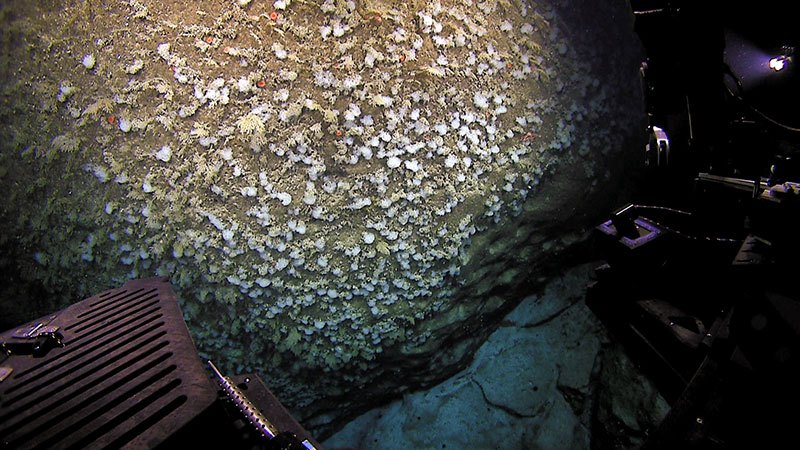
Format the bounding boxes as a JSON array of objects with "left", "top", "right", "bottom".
[
  {"left": 768, "top": 46, "right": 794, "bottom": 72},
  {"left": 768, "top": 56, "right": 787, "bottom": 71}
]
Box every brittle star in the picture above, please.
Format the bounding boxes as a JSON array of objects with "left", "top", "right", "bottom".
[{"left": 521, "top": 131, "right": 538, "bottom": 142}]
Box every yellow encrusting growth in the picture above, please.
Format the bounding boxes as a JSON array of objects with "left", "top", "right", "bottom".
[{"left": 236, "top": 113, "right": 265, "bottom": 136}]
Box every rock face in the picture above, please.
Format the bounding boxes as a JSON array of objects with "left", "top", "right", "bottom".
[
  {"left": 0, "top": 0, "right": 643, "bottom": 437},
  {"left": 324, "top": 263, "right": 670, "bottom": 449}
]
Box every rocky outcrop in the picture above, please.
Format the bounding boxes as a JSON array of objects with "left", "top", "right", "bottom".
[
  {"left": 324, "top": 263, "right": 670, "bottom": 448},
  {"left": 0, "top": 0, "right": 644, "bottom": 436}
]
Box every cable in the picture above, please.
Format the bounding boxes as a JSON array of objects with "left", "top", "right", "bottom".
[
  {"left": 633, "top": 204, "right": 693, "bottom": 216},
  {"left": 630, "top": 204, "right": 741, "bottom": 244},
  {"left": 745, "top": 102, "right": 800, "bottom": 132},
  {"left": 722, "top": 63, "right": 800, "bottom": 132},
  {"left": 645, "top": 217, "right": 741, "bottom": 244}
]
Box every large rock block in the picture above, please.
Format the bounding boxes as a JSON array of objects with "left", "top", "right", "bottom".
[
  {"left": 0, "top": 0, "right": 643, "bottom": 437},
  {"left": 324, "top": 263, "right": 669, "bottom": 449}
]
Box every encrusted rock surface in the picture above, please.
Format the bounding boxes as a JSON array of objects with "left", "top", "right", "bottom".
[{"left": 0, "top": 0, "right": 643, "bottom": 436}]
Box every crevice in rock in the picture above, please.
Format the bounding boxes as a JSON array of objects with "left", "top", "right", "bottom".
[
  {"left": 519, "top": 296, "right": 582, "bottom": 328},
  {"left": 471, "top": 378, "right": 547, "bottom": 419},
  {"left": 557, "top": 383, "right": 587, "bottom": 416}
]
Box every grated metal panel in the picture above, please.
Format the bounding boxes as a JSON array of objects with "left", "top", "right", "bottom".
[{"left": 0, "top": 277, "right": 217, "bottom": 449}]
